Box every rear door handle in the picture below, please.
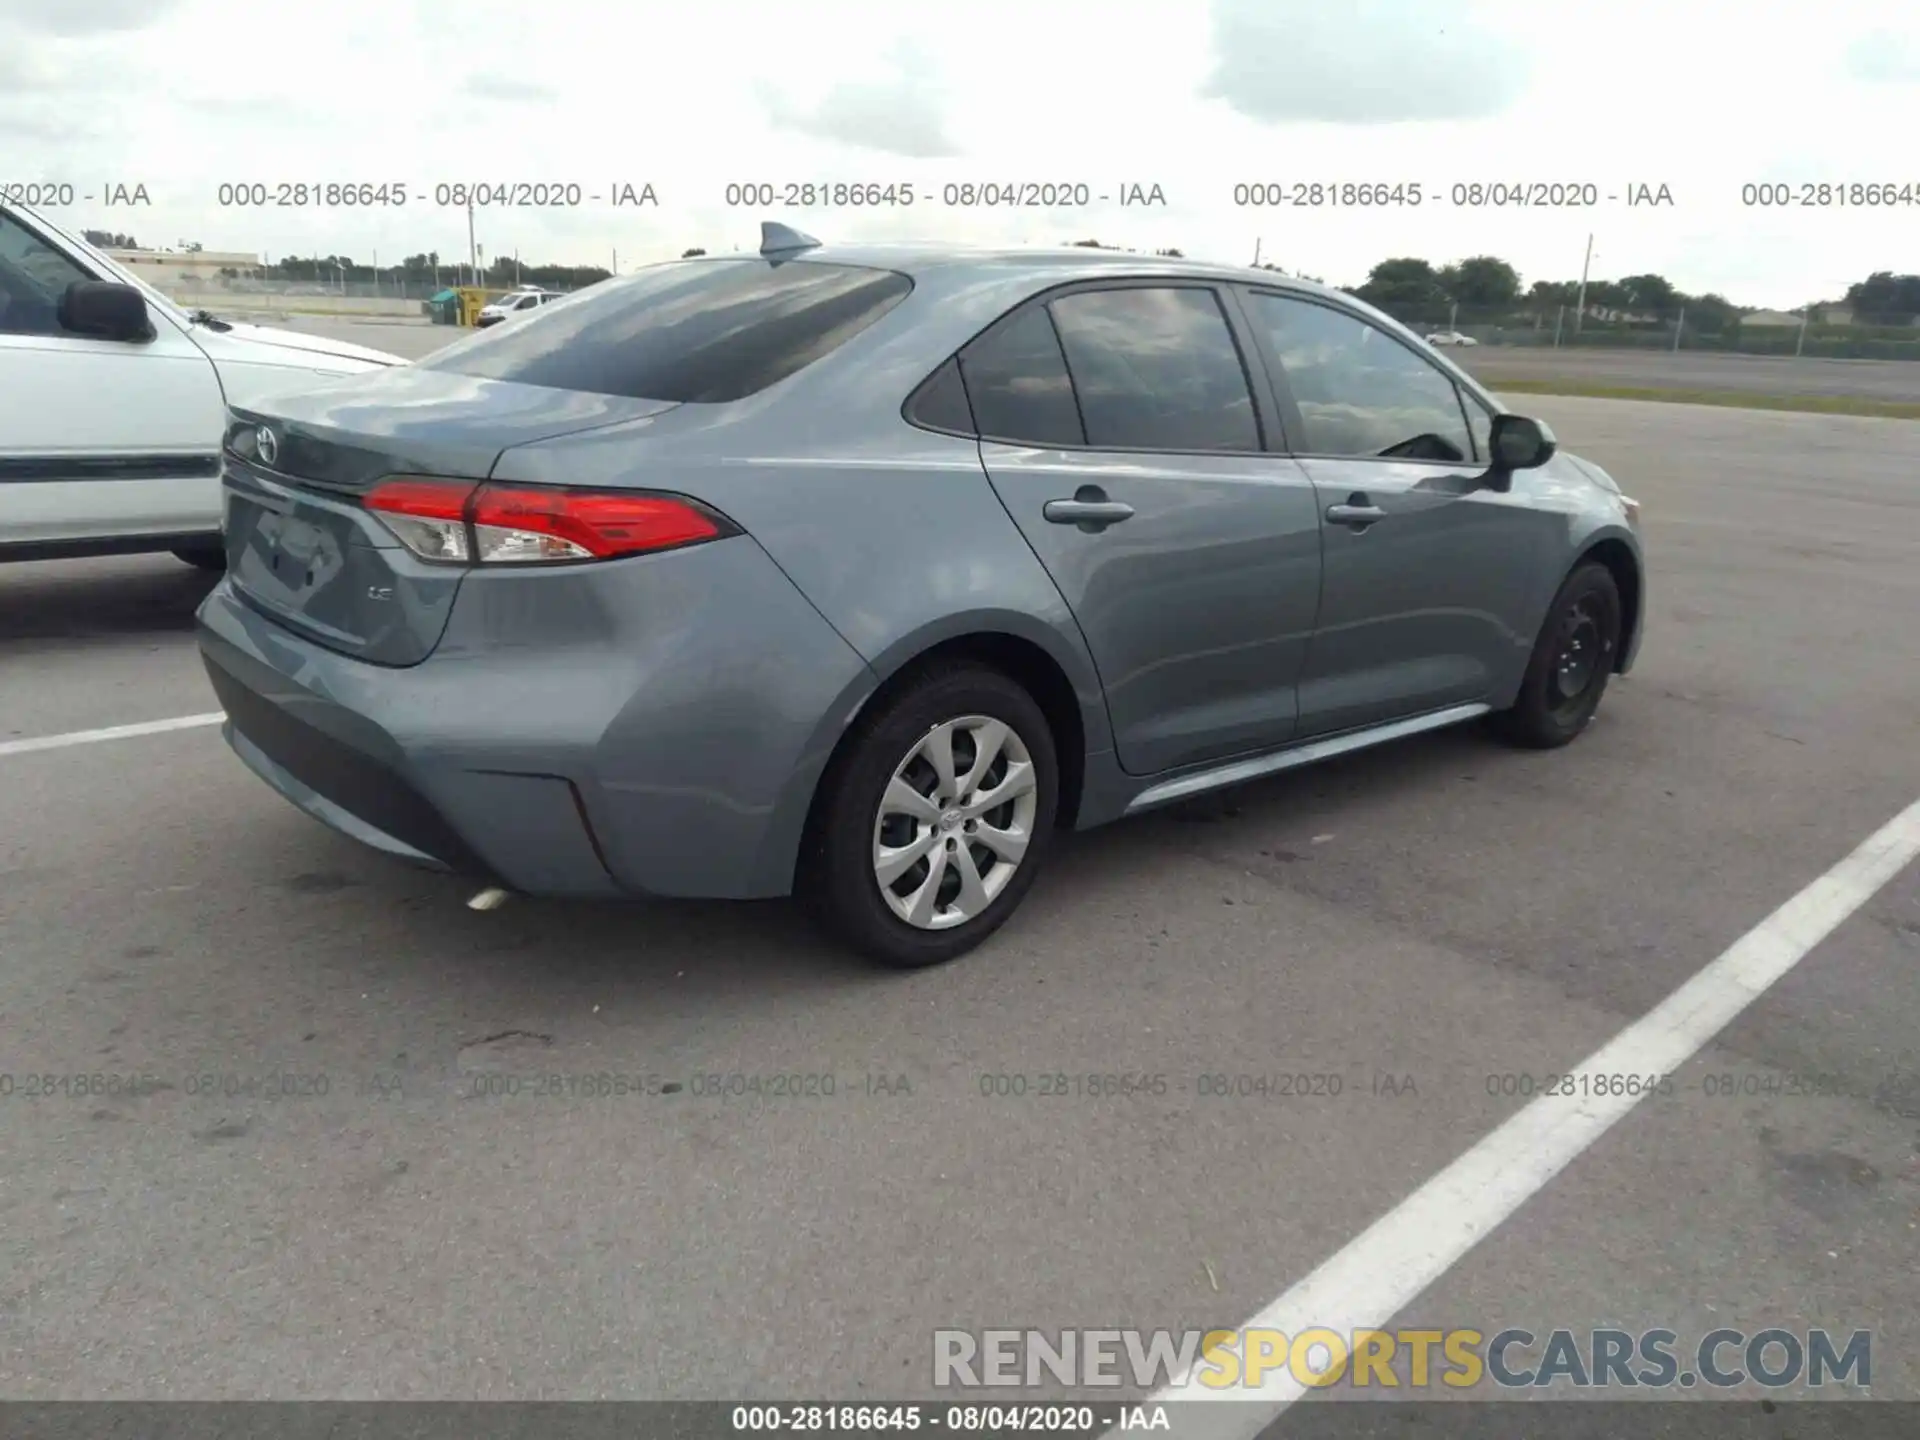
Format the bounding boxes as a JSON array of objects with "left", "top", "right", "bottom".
[
  {"left": 1044, "top": 498, "right": 1135, "bottom": 528},
  {"left": 1326, "top": 503, "right": 1387, "bottom": 527}
]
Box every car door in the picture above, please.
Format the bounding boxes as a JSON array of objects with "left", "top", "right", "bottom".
[
  {"left": 0, "top": 207, "right": 224, "bottom": 550},
  {"left": 962, "top": 282, "right": 1323, "bottom": 777},
  {"left": 1237, "top": 287, "right": 1562, "bottom": 737}
]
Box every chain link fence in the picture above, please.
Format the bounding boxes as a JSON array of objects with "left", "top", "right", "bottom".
[
  {"left": 1364, "top": 302, "right": 1920, "bottom": 361},
  {"left": 167, "top": 277, "right": 446, "bottom": 302}
]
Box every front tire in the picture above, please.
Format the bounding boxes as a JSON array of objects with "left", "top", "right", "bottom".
[
  {"left": 801, "top": 664, "right": 1059, "bottom": 968},
  {"left": 1492, "top": 561, "right": 1622, "bottom": 749}
]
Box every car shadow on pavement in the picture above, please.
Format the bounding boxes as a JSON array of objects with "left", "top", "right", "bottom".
[
  {"left": 0, "top": 554, "right": 219, "bottom": 646},
  {"left": 249, "top": 810, "right": 882, "bottom": 1001},
  {"left": 238, "top": 717, "right": 1519, "bottom": 1006}
]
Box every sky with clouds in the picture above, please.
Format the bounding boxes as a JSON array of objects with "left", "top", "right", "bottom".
[{"left": 3, "top": 0, "right": 1917, "bottom": 305}]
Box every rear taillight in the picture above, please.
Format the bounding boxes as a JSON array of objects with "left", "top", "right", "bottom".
[
  {"left": 363, "top": 478, "right": 476, "bottom": 562},
  {"left": 364, "top": 478, "right": 735, "bottom": 566},
  {"left": 471, "top": 486, "right": 725, "bottom": 563}
]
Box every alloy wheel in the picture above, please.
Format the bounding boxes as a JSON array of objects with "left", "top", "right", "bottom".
[{"left": 871, "top": 714, "right": 1038, "bottom": 930}]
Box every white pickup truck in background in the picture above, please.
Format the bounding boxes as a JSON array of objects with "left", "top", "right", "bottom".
[{"left": 0, "top": 202, "right": 401, "bottom": 568}]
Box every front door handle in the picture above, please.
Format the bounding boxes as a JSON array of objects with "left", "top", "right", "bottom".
[
  {"left": 1044, "top": 495, "right": 1135, "bottom": 529},
  {"left": 1326, "top": 503, "right": 1387, "bottom": 527}
]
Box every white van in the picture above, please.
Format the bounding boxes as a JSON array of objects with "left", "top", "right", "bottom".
[
  {"left": 475, "top": 286, "right": 560, "bottom": 328},
  {"left": 0, "top": 201, "right": 401, "bottom": 568}
]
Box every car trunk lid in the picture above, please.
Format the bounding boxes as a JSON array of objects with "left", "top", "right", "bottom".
[{"left": 220, "top": 369, "right": 680, "bottom": 665}]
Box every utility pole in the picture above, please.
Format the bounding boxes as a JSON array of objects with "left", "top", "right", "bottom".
[
  {"left": 1553, "top": 305, "right": 1565, "bottom": 348},
  {"left": 1795, "top": 307, "right": 1810, "bottom": 357},
  {"left": 1574, "top": 233, "right": 1594, "bottom": 334},
  {"left": 1673, "top": 305, "right": 1685, "bottom": 352},
  {"left": 1252, "top": 236, "right": 1262, "bottom": 267},
  {"left": 467, "top": 199, "right": 478, "bottom": 282}
]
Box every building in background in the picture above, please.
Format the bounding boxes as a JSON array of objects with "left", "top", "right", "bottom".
[{"left": 102, "top": 247, "right": 263, "bottom": 285}]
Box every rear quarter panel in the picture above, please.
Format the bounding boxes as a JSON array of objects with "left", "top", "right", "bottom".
[
  {"left": 427, "top": 536, "right": 882, "bottom": 897},
  {"left": 491, "top": 275, "right": 1121, "bottom": 766}
]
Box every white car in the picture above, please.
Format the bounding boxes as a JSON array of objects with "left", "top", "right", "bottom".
[
  {"left": 1426, "top": 330, "right": 1478, "bottom": 347},
  {"left": 0, "top": 201, "right": 400, "bottom": 568},
  {"left": 475, "top": 286, "right": 560, "bottom": 327}
]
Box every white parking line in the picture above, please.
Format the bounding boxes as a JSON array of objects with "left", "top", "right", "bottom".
[
  {"left": 0, "top": 713, "right": 224, "bottom": 758},
  {"left": 1140, "top": 792, "right": 1920, "bottom": 1439}
]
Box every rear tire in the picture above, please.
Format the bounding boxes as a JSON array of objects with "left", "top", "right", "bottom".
[
  {"left": 800, "top": 664, "right": 1059, "bottom": 969},
  {"left": 1491, "top": 561, "right": 1622, "bottom": 749},
  {"left": 172, "top": 544, "right": 226, "bottom": 572}
]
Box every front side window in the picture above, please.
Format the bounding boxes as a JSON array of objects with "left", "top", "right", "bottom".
[
  {"left": 0, "top": 211, "right": 95, "bottom": 337},
  {"left": 1462, "top": 391, "right": 1494, "bottom": 463},
  {"left": 1046, "top": 286, "right": 1261, "bottom": 452},
  {"left": 1246, "top": 292, "right": 1473, "bottom": 462},
  {"left": 420, "top": 258, "right": 912, "bottom": 402}
]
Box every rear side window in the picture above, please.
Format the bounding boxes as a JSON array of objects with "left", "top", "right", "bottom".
[
  {"left": 905, "top": 357, "right": 976, "bottom": 435},
  {"left": 420, "top": 259, "right": 912, "bottom": 403},
  {"left": 1047, "top": 287, "right": 1261, "bottom": 452},
  {"left": 959, "top": 306, "right": 1086, "bottom": 447}
]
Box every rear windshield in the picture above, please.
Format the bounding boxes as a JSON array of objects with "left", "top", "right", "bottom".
[{"left": 418, "top": 258, "right": 912, "bottom": 403}]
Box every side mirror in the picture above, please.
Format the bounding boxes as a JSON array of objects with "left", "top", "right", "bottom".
[
  {"left": 58, "top": 280, "right": 154, "bottom": 342},
  {"left": 1486, "top": 413, "right": 1556, "bottom": 483}
]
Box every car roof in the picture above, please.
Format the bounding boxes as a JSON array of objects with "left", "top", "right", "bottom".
[
  {"left": 638, "top": 238, "right": 1483, "bottom": 407},
  {"left": 690, "top": 242, "right": 1350, "bottom": 303}
]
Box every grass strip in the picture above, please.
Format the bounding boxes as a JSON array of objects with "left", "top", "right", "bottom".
[{"left": 1478, "top": 378, "right": 1920, "bottom": 420}]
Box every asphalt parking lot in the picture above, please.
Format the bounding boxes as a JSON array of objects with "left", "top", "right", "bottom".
[{"left": 2, "top": 323, "right": 1918, "bottom": 1419}]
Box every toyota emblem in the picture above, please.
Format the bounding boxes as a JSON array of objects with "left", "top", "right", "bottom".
[{"left": 255, "top": 426, "right": 279, "bottom": 467}]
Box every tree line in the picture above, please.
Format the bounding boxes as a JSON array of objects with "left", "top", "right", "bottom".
[
  {"left": 1030, "top": 242, "right": 1919, "bottom": 330},
  {"left": 266, "top": 252, "right": 616, "bottom": 290},
  {"left": 79, "top": 227, "right": 1920, "bottom": 325},
  {"left": 1302, "top": 256, "right": 1919, "bottom": 330}
]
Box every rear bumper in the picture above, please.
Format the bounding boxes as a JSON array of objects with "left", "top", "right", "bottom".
[
  {"left": 200, "top": 613, "right": 615, "bottom": 893},
  {"left": 195, "top": 538, "right": 879, "bottom": 899},
  {"left": 223, "top": 722, "right": 454, "bottom": 872}
]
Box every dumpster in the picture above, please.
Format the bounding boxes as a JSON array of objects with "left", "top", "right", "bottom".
[
  {"left": 425, "top": 288, "right": 460, "bottom": 325},
  {"left": 455, "top": 287, "right": 500, "bottom": 327}
]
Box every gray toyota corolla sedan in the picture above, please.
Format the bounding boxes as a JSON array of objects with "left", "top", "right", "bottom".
[{"left": 196, "top": 224, "right": 1645, "bottom": 967}]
